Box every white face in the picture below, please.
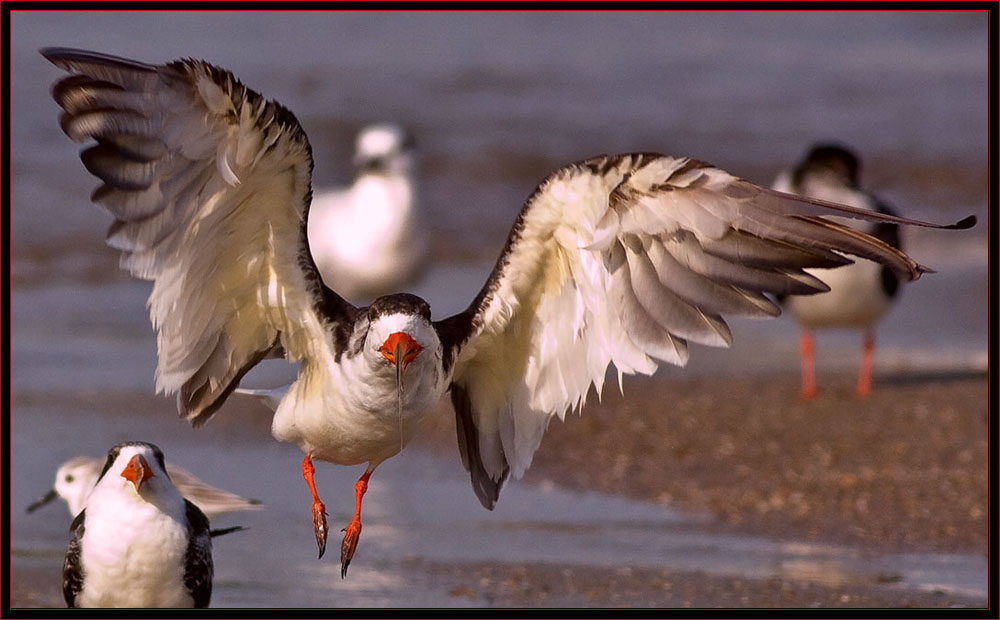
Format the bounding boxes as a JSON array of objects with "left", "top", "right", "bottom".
[
  {"left": 99, "top": 443, "right": 170, "bottom": 498},
  {"left": 366, "top": 312, "right": 438, "bottom": 373},
  {"left": 356, "top": 124, "right": 406, "bottom": 158},
  {"left": 54, "top": 458, "right": 101, "bottom": 516},
  {"left": 353, "top": 124, "right": 413, "bottom": 175}
]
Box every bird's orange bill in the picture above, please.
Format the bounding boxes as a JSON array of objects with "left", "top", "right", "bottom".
[
  {"left": 396, "top": 340, "right": 405, "bottom": 455},
  {"left": 120, "top": 455, "right": 153, "bottom": 493},
  {"left": 380, "top": 331, "right": 421, "bottom": 455},
  {"left": 379, "top": 332, "right": 422, "bottom": 371}
]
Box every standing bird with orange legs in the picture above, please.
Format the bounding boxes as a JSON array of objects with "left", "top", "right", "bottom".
[{"left": 773, "top": 144, "right": 905, "bottom": 399}]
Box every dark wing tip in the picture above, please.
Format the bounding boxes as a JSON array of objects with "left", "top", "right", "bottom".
[
  {"left": 946, "top": 215, "right": 977, "bottom": 230},
  {"left": 209, "top": 525, "right": 247, "bottom": 537},
  {"left": 40, "top": 47, "right": 157, "bottom": 72}
]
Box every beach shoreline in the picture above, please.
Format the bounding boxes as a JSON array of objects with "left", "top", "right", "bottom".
[{"left": 10, "top": 370, "right": 988, "bottom": 608}]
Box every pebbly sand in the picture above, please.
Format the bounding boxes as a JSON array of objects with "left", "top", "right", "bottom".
[
  {"left": 406, "top": 372, "right": 989, "bottom": 609},
  {"left": 9, "top": 370, "right": 988, "bottom": 609}
]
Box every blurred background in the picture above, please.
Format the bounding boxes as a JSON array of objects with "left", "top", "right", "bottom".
[{"left": 10, "top": 10, "right": 989, "bottom": 607}]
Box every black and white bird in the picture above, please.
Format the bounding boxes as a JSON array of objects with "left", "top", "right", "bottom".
[
  {"left": 62, "top": 442, "right": 213, "bottom": 608},
  {"left": 28, "top": 455, "right": 262, "bottom": 518},
  {"left": 308, "top": 123, "right": 427, "bottom": 301},
  {"left": 772, "top": 144, "right": 904, "bottom": 399},
  {"left": 42, "top": 48, "right": 974, "bottom": 578}
]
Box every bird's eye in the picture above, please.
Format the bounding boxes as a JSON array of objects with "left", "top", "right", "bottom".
[{"left": 65, "top": 475, "right": 75, "bottom": 483}]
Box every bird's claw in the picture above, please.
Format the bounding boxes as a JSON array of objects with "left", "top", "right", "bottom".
[
  {"left": 312, "top": 501, "right": 328, "bottom": 559},
  {"left": 340, "top": 518, "right": 362, "bottom": 578}
]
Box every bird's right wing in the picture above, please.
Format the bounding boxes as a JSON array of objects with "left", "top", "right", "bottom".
[
  {"left": 42, "top": 48, "right": 357, "bottom": 425},
  {"left": 62, "top": 511, "right": 86, "bottom": 607},
  {"left": 436, "top": 153, "right": 974, "bottom": 508}
]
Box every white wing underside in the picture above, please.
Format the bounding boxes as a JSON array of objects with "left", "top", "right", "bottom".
[
  {"left": 447, "top": 154, "right": 940, "bottom": 492},
  {"left": 44, "top": 49, "right": 328, "bottom": 424}
]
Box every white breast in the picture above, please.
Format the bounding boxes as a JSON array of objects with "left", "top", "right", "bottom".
[
  {"left": 271, "top": 346, "right": 445, "bottom": 466},
  {"left": 308, "top": 174, "right": 425, "bottom": 297},
  {"left": 783, "top": 259, "right": 893, "bottom": 329},
  {"left": 77, "top": 481, "right": 193, "bottom": 608}
]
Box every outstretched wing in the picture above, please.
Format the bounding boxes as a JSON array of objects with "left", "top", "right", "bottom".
[
  {"left": 436, "top": 153, "right": 973, "bottom": 508},
  {"left": 42, "top": 47, "right": 357, "bottom": 425}
]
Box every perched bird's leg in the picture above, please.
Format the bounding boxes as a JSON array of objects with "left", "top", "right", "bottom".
[
  {"left": 857, "top": 328, "right": 875, "bottom": 398},
  {"left": 301, "top": 455, "right": 328, "bottom": 559},
  {"left": 340, "top": 469, "right": 372, "bottom": 578},
  {"left": 800, "top": 331, "right": 817, "bottom": 399}
]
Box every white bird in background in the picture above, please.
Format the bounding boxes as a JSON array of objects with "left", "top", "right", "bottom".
[
  {"left": 772, "top": 144, "right": 904, "bottom": 399},
  {"left": 62, "top": 442, "right": 213, "bottom": 608},
  {"left": 308, "top": 122, "right": 427, "bottom": 301},
  {"left": 28, "top": 455, "right": 262, "bottom": 519},
  {"left": 42, "top": 47, "right": 973, "bottom": 578}
]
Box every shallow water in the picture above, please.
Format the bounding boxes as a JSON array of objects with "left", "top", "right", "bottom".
[{"left": 10, "top": 9, "right": 989, "bottom": 608}]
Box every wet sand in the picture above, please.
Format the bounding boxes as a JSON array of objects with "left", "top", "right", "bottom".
[
  {"left": 521, "top": 373, "right": 990, "bottom": 555},
  {"left": 9, "top": 372, "right": 988, "bottom": 609},
  {"left": 415, "top": 371, "right": 989, "bottom": 608}
]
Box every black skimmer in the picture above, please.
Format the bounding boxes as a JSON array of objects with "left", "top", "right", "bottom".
[
  {"left": 772, "top": 144, "right": 904, "bottom": 399},
  {"left": 308, "top": 123, "right": 427, "bottom": 301},
  {"left": 28, "top": 455, "right": 262, "bottom": 519},
  {"left": 62, "top": 442, "right": 213, "bottom": 608},
  {"left": 42, "top": 47, "right": 974, "bottom": 578}
]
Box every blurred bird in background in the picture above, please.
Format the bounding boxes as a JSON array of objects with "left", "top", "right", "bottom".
[
  {"left": 308, "top": 123, "right": 428, "bottom": 302},
  {"left": 772, "top": 144, "right": 904, "bottom": 399}
]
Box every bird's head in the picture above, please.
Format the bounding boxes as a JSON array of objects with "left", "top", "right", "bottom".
[
  {"left": 794, "top": 143, "right": 861, "bottom": 190},
  {"left": 365, "top": 293, "right": 437, "bottom": 381},
  {"left": 97, "top": 442, "right": 169, "bottom": 497},
  {"left": 352, "top": 123, "right": 415, "bottom": 177},
  {"left": 49, "top": 457, "right": 99, "bottom": 515}
]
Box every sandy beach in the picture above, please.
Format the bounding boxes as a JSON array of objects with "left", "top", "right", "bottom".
[
  {"left": 12, "top": 371, "right": 987, "bottom": 609},
  {"left": 408, "top": 372, "right": 990, "bottom": 608},
  {"left": 523, "top": 373, "right": 989, "bottom": 555},
  {"left": 10, "top": 10, "right": 988, "bottom": 611}
]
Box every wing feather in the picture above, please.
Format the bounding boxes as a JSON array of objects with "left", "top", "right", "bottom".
[
  {"left": 62, "top": 511, "right": 86, "bottom": 607},
  {"left": 43, "top": 47, "right": 343, "bottom": 425},
  {"left": 183, "top": 500, "right": 214, "bottom": 608},
  {"left": 436, "top": 153, "right": 972, "bottom": 502}
]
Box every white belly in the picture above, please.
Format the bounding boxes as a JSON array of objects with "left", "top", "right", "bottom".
[
  {"left": 784, "top": 259, "right": 894, "bottom": 329},
  {"left": 78, "top": 501, "right": 193, "bottom": 608},
  {"left": 271, "top": 355, "right": 445, "bottom": 466}
]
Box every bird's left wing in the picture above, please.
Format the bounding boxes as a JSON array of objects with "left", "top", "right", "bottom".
[
  {"left": 436, "top": 153, "right": 973, "bottom": 508},
  {"left": 166, "top": 463, "right": 262, "bottom": 515},
  {"left": 42, "top": 48, "right": 354, "bottom": 425},
  {"left": 183, "top": 500, "right": 213, "bottom": 608}
]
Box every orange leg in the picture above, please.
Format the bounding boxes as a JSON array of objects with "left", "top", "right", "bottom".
[
  {"left": 800, "top": 330, "right": 817, "bottom": 400},
  {"left": 341, "top": 470, "right": 372, "bottom": 578},
  {"left": 302, "top": 455, "right": 328, "bottom": 559},
  {"left": 857, "top": 328, "right": 875, "bottom": 398}
]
